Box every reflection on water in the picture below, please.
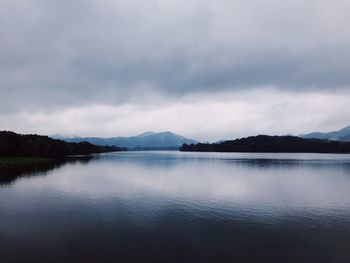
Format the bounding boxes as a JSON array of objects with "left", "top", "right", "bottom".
[
  {"left": 1, "top": 151, "right": 350, "bottom": 263},
  {"left": 0, "top": 156, "right": 94, "bottom": 186}
]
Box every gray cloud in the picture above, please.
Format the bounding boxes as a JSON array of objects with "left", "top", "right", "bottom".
[
  {"left": 1, "top": 0, "right": 350, "bottom": 112},
  {"left": 1, "top": 89, "right": 350, "bottom": 141}
]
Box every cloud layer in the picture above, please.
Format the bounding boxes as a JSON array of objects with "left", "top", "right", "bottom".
[
  {"left": 1, "top": 0, "right": 349, "bottom": 138},
  {"left": 2, "top": 89, "right": 350, "bottom": 141}
]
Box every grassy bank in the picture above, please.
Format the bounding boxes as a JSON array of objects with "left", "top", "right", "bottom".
[{"left": 0, "top": 157, "right": 53, "bottom": 169}]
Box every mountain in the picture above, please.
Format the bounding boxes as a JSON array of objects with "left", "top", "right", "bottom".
[
  {"left": 300, "top": 125, "right": 350, "bottom": 141},
  {"left": 54, "top": 131, "right": 198, "bottom": 150},
  {"left": 180, "top": 135, "right": 350, "bottom": 153},
  {"left": 0, "top": 131, "right": 122, "bottom": 158}
]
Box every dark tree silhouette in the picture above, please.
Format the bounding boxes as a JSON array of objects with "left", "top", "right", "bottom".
[
  {"left": 180, "top": 135, "right": 350, "bottom": 153},
  {"left": 0, "top": 131, "right": 125, "bottom": 158}
]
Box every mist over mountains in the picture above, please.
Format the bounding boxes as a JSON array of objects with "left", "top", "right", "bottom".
[
  {"left": 53, "top": 131, "right": 198, "bottom": 150},
  {"left": 301, "top": 125, "right": 350, "bottom": 142},
  {"left": 50, "top": 124, "right": 350, "bottom": 152}
]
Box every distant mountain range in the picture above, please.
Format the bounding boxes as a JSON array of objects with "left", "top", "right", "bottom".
[
  {"left": 300, "top": 125, "right": 350, "bottom": 141},
  {"left": 52, "top": 131, "right": 198, "bottom": 150}
]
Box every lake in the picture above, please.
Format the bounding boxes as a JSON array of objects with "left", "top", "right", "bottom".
[{"left": 1, "top": 151, "right": 350, "bottom": 263}]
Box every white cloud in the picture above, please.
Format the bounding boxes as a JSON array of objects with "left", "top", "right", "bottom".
[{"left": 1, "top": 89, "right": 349, "bottom": 141}]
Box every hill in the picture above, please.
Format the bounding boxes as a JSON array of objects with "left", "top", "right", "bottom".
[
  {"left": 55, "top": 131, "right": 198, "bottom": 150},
  {"left": 180, "top": 135, "right": 350, "bottom": 153},
  {"left": 301, "top": 125, "right": 350, "bottom": 141},
  {"left": 0, "top": 131, "right": 122, "bottom": 158}
]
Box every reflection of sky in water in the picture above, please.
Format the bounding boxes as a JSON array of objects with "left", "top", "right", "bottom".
[
  {"left": 2, "top": 151, "right": 350, "bottom": 217},
  {"left": 1, "top": 152, "right": 350, "bottom": 263}
]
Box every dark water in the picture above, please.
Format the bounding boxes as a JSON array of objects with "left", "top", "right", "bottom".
[{"left": 1, "top": 151, "right": 350, "bottom": 263}]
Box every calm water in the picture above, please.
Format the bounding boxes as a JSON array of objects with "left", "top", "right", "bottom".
[{"left": 1, "top": 151, "right": 350, "bottom": 263}]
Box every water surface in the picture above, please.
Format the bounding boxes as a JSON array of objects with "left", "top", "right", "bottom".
[{"left": 1, "top": 151, "right": 350, "bottom": 262}]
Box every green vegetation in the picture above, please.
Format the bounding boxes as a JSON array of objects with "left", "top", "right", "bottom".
[
  {"left": 0, "top": 131, "right": 124, "bottom": 158},
  {"left": 0, "top": 131, "right": 123, "bottom": 181}
]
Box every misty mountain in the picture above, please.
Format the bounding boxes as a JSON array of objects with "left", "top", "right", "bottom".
[
  {"left": 300, "top": 125, "right": 350, "bottom": 141},
  {"left": 53, "top": 132, "right": 198, "bottom": 150}
]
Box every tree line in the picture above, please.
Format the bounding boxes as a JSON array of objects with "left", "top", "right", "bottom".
[
  {"left": 0, "top": 131, "right": 124, "bottom": 158},
  {"left": 180, "top": 135, "right": 350, "bottom": 153}
]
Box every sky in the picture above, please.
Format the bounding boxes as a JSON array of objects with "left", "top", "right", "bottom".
[{"left": 1, "top": 0, "right": 350, "bottom": 142}]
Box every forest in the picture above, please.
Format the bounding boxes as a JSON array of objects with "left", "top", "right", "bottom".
[
  {"left": 0, "top": 131, "right": 123, "bottom": 158},
  {"left": 180, "top": 135, "right": 350, "bottom": 153}
]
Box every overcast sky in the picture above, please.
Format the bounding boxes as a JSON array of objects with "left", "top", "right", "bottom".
[{"left": 1, "top": 0, "right": 350, "bottom": 141}]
